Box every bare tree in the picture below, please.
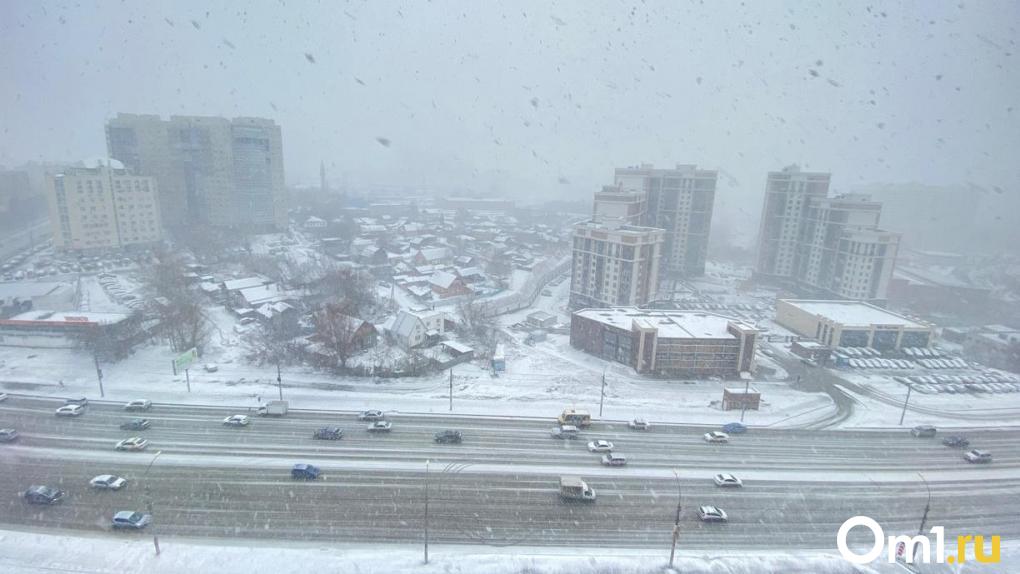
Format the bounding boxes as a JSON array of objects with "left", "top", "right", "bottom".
[
  {"left": 312, "top": 302, "right": 361, "bottom": 369},
  {"left": 145, "top": 250, "right": 211, "bottom": 352},
  {"left": 247, "top": 311, "right": 302, "bottom": 366}
]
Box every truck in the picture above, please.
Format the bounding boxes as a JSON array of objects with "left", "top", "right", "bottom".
[
  {"left": 491, "top": 344, "right": 506, "bottom": 372},
  {"left": 257, "top": 400, "right": 289, "bottom": 417},
  {"left": 559, "top": 476, "right": 596, "bottom": 502},
  {"left": 557, "top": 408, "right": 591, "bottom": 428}
]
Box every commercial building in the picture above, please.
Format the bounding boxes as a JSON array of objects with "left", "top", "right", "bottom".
[
  {"left": 570, "top": 307, "right": 758, "bottom": 378},
  {"left": 46, "top": 160, "right": 162, "bottom": 253},
  {"left": 755, "top": 166, "right": 900, "bottom": 303},
  {"left": 776, "top": 299, "right": 934, "bottom": 350},
  {"left": 0, "top": 310, "right": 144, "bottom": 358},
  {"left": 614, "top": 163, "right": 717, "bottom": 277},
  {"left": 569, "top": 222, "right": 664, "bottom": 310},
  {"left": 106, "top": 113, "right": 287, "bottom": 230}
]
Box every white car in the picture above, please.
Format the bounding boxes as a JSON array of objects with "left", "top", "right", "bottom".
[
  {"left": 697, "top": 505, "right": 728, "bottom": 522},
  {"left": 0, "top": 392, "right": 8, "bottom": 402},
  {"left": 366, "top": 420, "right": 393, "bottom": 432},
  {"left": 628, "top": 418, "right": 651, "bottom": 431},
  {"left": 223, "top": 415, "right": 250, "bottom": 427},
  {"left": 115, "top": 437, "right": 149, "bottom": 451},
  {"left": 55, "top": 404, "right": 85, "bottom": 417},
  {"left": 587, "top": 440, "right": 614, "bottom": 452},
  {"left": 358, "top": 410, "right": 385, "bottom": 421},
  {"left": 703, "top": 431, "right": 729, "bottom": 443},
  {"left": 713, "top": 473, "right": 743, "bottom": 487},
  {"left": 90, "top": 475, "right": 128, "bottom": 490},
  {"left": 124, "top": 399, "right": 152, "bottom": 411}
]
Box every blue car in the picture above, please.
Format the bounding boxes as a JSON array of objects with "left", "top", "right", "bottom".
[
  {"left": 722, "top": 422, "right": 747, "bottom": 434},
  {"left": 291, "top": 463, "right": 321, "bottom": 480}
]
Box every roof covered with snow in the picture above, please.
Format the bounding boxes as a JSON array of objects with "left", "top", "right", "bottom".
[
  {"left": 574, "top": 307, "right": 753, "bottom": 340},
  {"left": 222, "top": 276, "right": 271, "bottom": 291},
  {"left": 428, "top": 270, "right": 459, "bottom": 289},
  {"left": 2, "top": 310, "right": 130, "bottom": 326},
  {"left": 780, "top": 299, "right": 926, "bottom": 329}
]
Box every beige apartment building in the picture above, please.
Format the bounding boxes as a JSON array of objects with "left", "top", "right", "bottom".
[
  {"left": 569, "top": 222, "right": 664, "bottom": 309},
  {"left": 47, "top": 160, "right": 162, "bottom": 253}
]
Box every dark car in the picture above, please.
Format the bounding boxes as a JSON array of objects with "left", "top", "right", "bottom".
[
  {"left": 291, "top": 463, "right": 321, "bottom": 480},
  {"left": 119, "top": 418, "right": 151, "bottom": 431},
  {"left": 942, "top": 435, "right": 970, "bottom": 448},
  {"left": 65, "top": 397, "right": 89, "bottom": 407},
  {"left": 313, "top": 427, "right": 343, "bottom": 440},
  {"left": 722, "top": 422, "right": 747, "bottom": 434},
  {"left": 24, "top": 485, "right": 65, "bottom": 505},
  {"left": 911, "top": 425, "right": 937, "bottom": 438},
  {"left": 434, "top": 430, "right": 463, "bottom": 444}
]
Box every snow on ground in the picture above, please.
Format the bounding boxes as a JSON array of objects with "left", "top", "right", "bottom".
[{"left": 2, "top": 529, "right": 1012, "bottom": 574}]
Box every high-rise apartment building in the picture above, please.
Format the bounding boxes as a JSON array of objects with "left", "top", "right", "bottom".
[
  {"left": 106, "top": 113, "right": 287, "bottom": 230},
  {"left": 755, "top": 166, "right": 900, "bottom": 303},
  {"left": 46, "top": 160, "right": 162, "bottom": 253},
  {"left": 593, "top": 185, "right": 646, "bottom": 226},
  {"left": 569, "top": 222, "right": 664, "bottom": 309},
  {"left": 613, "top": 163, "right": 717, "bottom": 277}
]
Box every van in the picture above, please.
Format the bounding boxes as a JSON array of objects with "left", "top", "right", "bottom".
[
  {"left": 557, "top": 409, "right": 591, "bottom": 428},
  {"left": 559, "top": 476, "right": 596, "bottom": 502}
]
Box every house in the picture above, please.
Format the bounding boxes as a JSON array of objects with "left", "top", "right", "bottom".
[
  {"left": 303, "top": 216, "right": 327, "bottom": 229},
  {"left": 254, "top": 301, "right": 296, "bottom": 323},
  {"left": 413, "top": 247, "right": 451, "bottom": 266},
  {"left": 526, "top": 310, "right": 557, "bottom": 329},
  {"left": 221, "top": 276, "right": 272, "bottom": 296},
  {"left": 389, "top": 309, "right": 448, "bottom": 349},
  {"left": 428, "top": 271, "right": 472, "bottom": 299},
  {"left": 455, "top": 267, "right": 485, "bottom": 283},
  {"left": 236, "top": 284, "right": 289, "bottom": 308}
]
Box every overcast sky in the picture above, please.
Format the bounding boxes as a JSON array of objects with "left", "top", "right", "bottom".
[{"left": 1, "top": 0, "right": 1017, "bottom": 233}]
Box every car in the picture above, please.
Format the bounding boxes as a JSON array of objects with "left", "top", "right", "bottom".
[
  {"left": 713, "top": 473, "right": 743, "bottom": 487},
  {"left": 115, "top": 437, "right": 149, "bottom": 451},
  {"left": 551, "top": 424, "right": 579, "bottom": 439},
  {"left": 0, "top": 392, "right": 8, "bottom": 402},
  {"left": 0, "top": 428, "right": 19, "bottom": 442},
  {"left": 722, "top": 422, "right": 747, "bottom": 434},
  {"left": 24, "top": 485, "right": 65, "bottom": 505},
  {"left": 65, "top": 397, "right": 88, "bottom": 406},
  {"left": 910, "top": 425, "right": 937, "bottom": 438},
  {"left": 358, "top": 410, "right": 385, "bottom": 421},
  {"left": 697, "top": 505, "right": 728, "bottom": 522},
  {"left": 203, "top": 363, "right": 219, "bottom": 372},
  {"left": 119, "top": 418, "right": 151, "bottom": 431},
  {"left": 55, "top": 404, "right": 85, "bottom": 417},
  {"left": 587, "top": 440, "right": 614, "bottom": 452},
  {"left": 942, "top": 435, "right": 970, "bottom": 448},
  {"left": 434, "top": 430, "right": 463, "bottom": 444},
  {"left": 291, "top": 463, "right": 321, "bottom": 480},
  {"left": 313, "top": 427, "right": 344, "bottom": 440},
  {"left": 703, "top": 431, "right": 730, "bottom": 443},
  {"left": 90, "top": 475, "right": 128, "bottom": 490},
  {"left": 600, "top": 453, "right": 628, "bottom": 466},
  {"left": 124, "top": 399, "right": 152, "bottom": 411},
  {"left": 367, "top": 420, "right": 392, "bottom": 432},
  {"left": 223, "top": 415, "right": 250, "bottom": 427},
  {"left": 964, "top": 449, "right": 992, "bottom": 464},
  {"left": 112, "top": 510, "right": 151, "bottom": 529},
  {"left": 628, "top": 418, "right": 651, "bottom": 430}
]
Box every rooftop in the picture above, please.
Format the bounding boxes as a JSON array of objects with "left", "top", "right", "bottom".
[
  {"left": 2, "top": 310, "right": 130, "bottom": 326},
  {"left": 780, "top": 300, "right": 926, "bottom": 329},
  {"left": 574, "top": 307, "right": 753, "bottom": 340}
]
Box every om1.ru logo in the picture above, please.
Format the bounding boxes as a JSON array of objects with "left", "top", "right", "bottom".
[{"left": 837, "top": 516, "right": 1000, "bottom": 565}]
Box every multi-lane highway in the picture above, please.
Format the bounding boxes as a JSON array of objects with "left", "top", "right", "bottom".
[{"left": 2, "top": 395, "right": 1018, "bottom": 550}]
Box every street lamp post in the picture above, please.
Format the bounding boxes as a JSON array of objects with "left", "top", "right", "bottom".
[
  {"left": 898, "top": 383, "right": 914, "bottom": 426},
  {"left": 668, "top": 469, "right": 683, "bottom": 569},
  {"left": 143, "top": 450, "right": 163, "bottom": 555},
  {"left": 599, "top": 369, "right": 607, "bottom": 418},
  {"left": 424, "top": 459, "right": 430, "bottom": 564}
]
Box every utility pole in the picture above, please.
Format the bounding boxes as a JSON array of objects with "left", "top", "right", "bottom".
[
  {"left": 143, "top": 450, "right": 163, "bottom": 555},
  {"left": 668, "top": 469, "right": 682, "bottom": 569},
  {"left": 740, "top": 377, "right": 750, "bottom": 422},
  {"left": 93, "top": 352, "right": 105, "bottom": 398},
  {"left": 276, "top": 362, "right": 283, "bottom": 401},
  {"left": 898, "top": 383, "right": 913, "bottom": 426},
  {"left": 599, "top": 369, "right": 607, "bottom": 418},
  {"left": 184, "top": 368, "right": 191, "bottom": 393},
  {"left": 449, "top": 369, "right": 453, "bottom": 412},
  {"left": 424, "top": 459, "right": 430, "bottom": 564}
]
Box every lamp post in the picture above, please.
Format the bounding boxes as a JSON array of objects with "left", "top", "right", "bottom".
[
  {"left": 668, "top": 469, "right": 683, "bottom": 569},
  {"left": 898, "top": 383, "right": 913, "bottom": 426},
  {"left": 424, "top": 459, "right": 430, "bottom": 564},
  {"left": 143, "top": 450, "right": 163, "bottom": 555}
]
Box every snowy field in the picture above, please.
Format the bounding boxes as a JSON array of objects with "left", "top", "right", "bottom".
[{"left": 1, "top": 529, "right": 1013, "bottom": 574}]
